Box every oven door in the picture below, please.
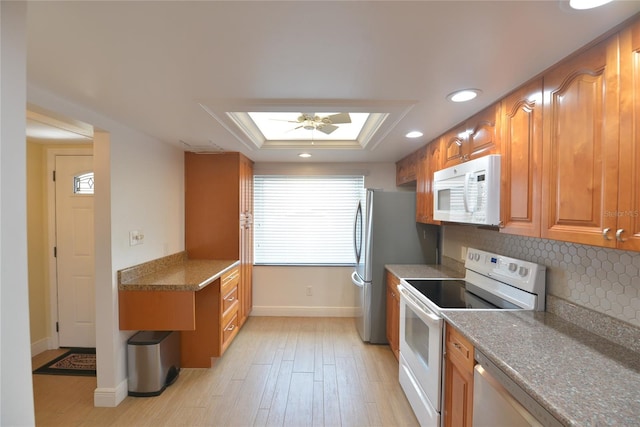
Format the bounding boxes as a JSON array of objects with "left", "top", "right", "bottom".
[{"left": 398, "top": 284, "right": 444, "bottom": 416}]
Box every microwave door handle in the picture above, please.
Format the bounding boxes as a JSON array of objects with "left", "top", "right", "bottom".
[{"left": 463, "top": 172, "right": 472, "bottom": 213}]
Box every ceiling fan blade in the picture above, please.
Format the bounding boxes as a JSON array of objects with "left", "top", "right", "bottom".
[
  {"left": 269, "top": 119, "right": 301, "bottom": 123},
  {"left": 327, "top": 113, "right": 351, "bottom": 124},
  {"left": 317, "top": 124, "right": 338, "bottom": 134}
]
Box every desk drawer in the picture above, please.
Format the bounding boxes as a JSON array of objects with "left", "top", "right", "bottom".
[
  {"left": 221, "top": 267, "right": 240, "bottom": 295},
  {"left": 222, "top": 286, "right": 239, "bottom": 315}
]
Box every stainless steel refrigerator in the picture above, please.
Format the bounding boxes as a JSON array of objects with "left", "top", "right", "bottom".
[{"left": 351, "top": 189, "right": 438, "bottom": 343}]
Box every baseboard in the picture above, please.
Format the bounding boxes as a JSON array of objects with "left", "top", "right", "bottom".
[
  {"left": 31, "top": 337, "right": 52, "bottom": 357},
  {"left": 250, "top": 306, "right": 357, "bottom": 317},
  {"left": 94, "top": 379, "right": 128, "bottom": 407}
]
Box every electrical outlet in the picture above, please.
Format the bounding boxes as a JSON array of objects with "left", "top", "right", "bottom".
[
  {"left": 306, "top": 286, "right": 313, "bottom": 296},
  {"left": 129, "top": 230, "right": 144, "bottom": 246},
  {"left": 461, "top": 246, "right": 468, "bottom": 260}
]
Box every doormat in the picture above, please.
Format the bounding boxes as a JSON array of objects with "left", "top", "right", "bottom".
[{"left": 33, "top": 348, "right": 96, "bottom": 377}]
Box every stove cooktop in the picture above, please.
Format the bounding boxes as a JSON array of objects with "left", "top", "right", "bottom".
[{"left": 403, "top": 279, "right": 521, "bottom": 310}]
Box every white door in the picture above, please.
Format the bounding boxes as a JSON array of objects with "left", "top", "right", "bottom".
[{"left": 55, "top": 155, "right": 95, "bottom": 348}]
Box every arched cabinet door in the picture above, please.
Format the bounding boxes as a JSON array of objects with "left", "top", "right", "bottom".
[
  {"left": 500, "top": 79, "right": 543, "bottom": 237},
  {"left": 617, "top": 19, "right": 640, "bottom": 252},
  {"left": 541, "top": 32, "right": 619, "bottom": 248}
]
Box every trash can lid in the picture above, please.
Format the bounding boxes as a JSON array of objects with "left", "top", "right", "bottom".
[{"left": 127, "top": 330, "right": 174, "bottom": 345}]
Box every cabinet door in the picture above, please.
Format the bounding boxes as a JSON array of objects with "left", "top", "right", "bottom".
[
  {"left": 541, "top": 34, "right": 620, "bottom": 247},
  {"left": 444, "top": 355, "right": 474, "bottom": 427},
  {"left": 385, "top": 271, "right": 400, "bottom": 360},
  {"left": 618, "top": 20, "right": 640, "bottom": 251},
  {"left": 238, "top": 155, "right": 254, "bottom": 325},
  {"left": 185, "top": 152, "right": 241, "bottom": 259},
  {"left": 441, "top": 124, "right": 467, "bottom": 168},
  {"left": 466, "top": 103, "right": 500, "bottom": 161},
  {"left": 500, "top": 79, "right": 543, "bottom": 237},
  {"left": 427, "top": 139, "right": 443, "bottom": 225},
  {"left": 396, "top": 151, "right": 418, "bottom": 185},
  {"left": 415, "top": 146, "right": 430, "bottom": 223}
]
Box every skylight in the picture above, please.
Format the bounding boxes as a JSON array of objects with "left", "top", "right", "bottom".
[{"left": 247, "top": 112, "right": 369, "bottom": 141}]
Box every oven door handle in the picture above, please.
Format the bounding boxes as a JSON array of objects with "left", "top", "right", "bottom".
[{"left": 398, "top": 285, "right": 442, "bottom": 326}]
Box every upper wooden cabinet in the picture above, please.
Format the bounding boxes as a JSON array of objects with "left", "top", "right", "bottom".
[
  {"left": 500, "top": 79, "right": 543, "bottom": 237},
  {"left": 185, "top": 152, "right": 254, "bottom": 328},
  {"left": 617, "top": 19, "right": 640, "bottom": 251},
  {"left": 541, "top": 33, "right": 620, "bottom": 248},
  {"left": 416, "top": 140, "right": 442, "bottom": 224},
  {"left": 442, "top": 103, "right": 501, "bottom": 168},
  {"left": 396, "top": 151, "right": 419, "bottom": 185}
]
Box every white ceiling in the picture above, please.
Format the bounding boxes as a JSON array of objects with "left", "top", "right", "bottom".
[{"left": 26, "top": 1, "right": 640, "bottom": 163}]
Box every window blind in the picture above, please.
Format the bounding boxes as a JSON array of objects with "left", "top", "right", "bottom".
[{"left": 254, "top": 175, "right": 364, "bottom": 265}]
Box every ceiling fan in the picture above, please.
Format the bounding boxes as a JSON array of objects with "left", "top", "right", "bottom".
[{"left": 285, "top": 112, "right": 352, "bottom": 135}]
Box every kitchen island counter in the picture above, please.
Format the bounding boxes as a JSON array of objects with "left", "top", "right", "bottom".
[{"left": 443, "top": 310, "right": 640, "bottom": 426}]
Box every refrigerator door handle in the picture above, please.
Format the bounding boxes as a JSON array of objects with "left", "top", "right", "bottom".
[
  {"left": 354, "top": 202, "right": 362, "bottom": 263},
  {"left": 351, "top": 271, "right": 365, "bottom": 288}
]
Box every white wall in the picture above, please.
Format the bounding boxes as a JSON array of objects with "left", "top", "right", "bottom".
[
  {"left": 1, "top": 2, "right": 36, "bottom": 425},
  {"left": 251, "top": 162, "right": 402, "bottom": 316},
  {"left": 27, "top": 85, "right": 185, "bottom": 407}
]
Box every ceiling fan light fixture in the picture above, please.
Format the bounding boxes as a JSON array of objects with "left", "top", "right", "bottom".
[
  {"left": 405, "top": 131, "right": 423, "bottom": 138},
  {"left": 447, "top": 89, "right": 482, "bottom": 103}
]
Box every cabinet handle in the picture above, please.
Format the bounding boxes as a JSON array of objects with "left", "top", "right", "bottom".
[
  {"left": 616, "top": 229, "right": 627, "bottom": 242},
  {"left": 225, "top": 296, "right": 235, "bottom": 302},
  {"left": 225, "top": 324, "right": 235, "bottom": 332},
  {"left": 498, "top": 221, "right": 505, "bottom": 229},
  {"left": 453, "top": 342, "right": 462, "bottom": 350},
  {"left": 603, "top": 228, "right": 613, "bottom": 240}
]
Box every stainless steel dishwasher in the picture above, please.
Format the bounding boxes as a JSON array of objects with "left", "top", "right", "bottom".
[{"left": 472, "top": 349, "right": 564, "bottom": 427}]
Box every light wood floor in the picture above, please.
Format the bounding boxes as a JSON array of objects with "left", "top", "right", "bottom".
[{"left": 32, "top": 317, "right": 418, "bottom": 426}]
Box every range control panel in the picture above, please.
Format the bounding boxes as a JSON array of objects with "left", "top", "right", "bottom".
[{"left": 465, "top": 248, "right": 546, "bottom": 296}]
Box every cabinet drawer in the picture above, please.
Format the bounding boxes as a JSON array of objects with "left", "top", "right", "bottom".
[
  {"left": 222, "top": 286, "right": 239, "bottom": 315},
  {"left": 446, "top": 325, "right": 475, "bottom": 373},
  {"left": 221, "top": 267, "right": 240, "bottom": 295},
  {"left": 222, "top": 311, "right": 239, "bottom": 348}
]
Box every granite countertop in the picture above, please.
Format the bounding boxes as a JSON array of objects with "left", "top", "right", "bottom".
[
  {"left": 118, "top": 252, "right": 239, "bottom": 291},
  {"left": 385, "top": 264, "right": 464, "bottom": 279},
  {"left": 443, "top": 310, "right": 640, "bottom": 426}
]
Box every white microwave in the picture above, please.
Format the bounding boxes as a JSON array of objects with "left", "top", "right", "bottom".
[{"left": 433, "top": 154, "right": 501, "bottom": 226}]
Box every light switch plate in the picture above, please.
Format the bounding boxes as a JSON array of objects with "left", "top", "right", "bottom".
[{"left": 129, "top": 230, "right": 144, "bottom": 246}]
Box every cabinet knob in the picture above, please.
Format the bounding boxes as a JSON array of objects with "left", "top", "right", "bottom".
[
  {"left": 616, "top": 229, "right": 627, "bottom": 242},
  {"left": 602, "top": 228, "right": 613, "bottom": 240}
]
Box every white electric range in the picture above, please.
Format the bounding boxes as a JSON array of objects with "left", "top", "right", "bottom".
[{"left": 397, "top": 247, "right": 546, "bottom": 426}]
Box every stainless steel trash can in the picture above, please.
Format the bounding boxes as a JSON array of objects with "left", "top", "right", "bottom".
[{"left": 127, "top": 330, "right": 180, "bottom": 397}]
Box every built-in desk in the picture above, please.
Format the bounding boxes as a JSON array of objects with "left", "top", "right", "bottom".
[{"left": 118, "top": 252, "right": 240, "bottom": 367}]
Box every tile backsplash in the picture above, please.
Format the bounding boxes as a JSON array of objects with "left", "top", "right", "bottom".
[{"left": 441, "top": 225, "right": 640, "bottom": 328}]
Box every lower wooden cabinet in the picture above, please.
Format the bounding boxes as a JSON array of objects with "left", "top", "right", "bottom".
[
  {"left": 444, "top": 323, "right": 475, "bottom": 427},
  {"left": 180, "top": 267, "right": 241, "bottom": 368},
  {"left": 385, "top": 270, "right": 400, "bottom": 360}
]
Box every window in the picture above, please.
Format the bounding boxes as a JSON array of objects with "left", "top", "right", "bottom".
[
  {"left": 74, "top": 172, "right": 94, "bottom": 195},
  {"left": 254, "top": 175, "right": 364, "bottom": 265}
]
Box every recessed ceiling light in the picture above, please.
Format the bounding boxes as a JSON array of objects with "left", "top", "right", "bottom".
[
  {"left": 447, "top": 89, "right": 482, "bottom": 103},
  {"left": 405, "top": 131, "right": 423, "bottom": 138},
  {"left": 569, "top": 0, "right": 613, "bottom": 10},
  {"left": 298, "top": 153, "right": 312, "bottom": 158}
]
